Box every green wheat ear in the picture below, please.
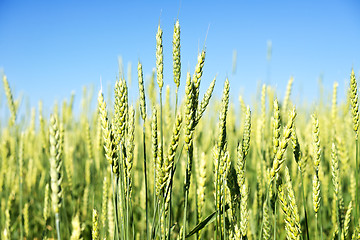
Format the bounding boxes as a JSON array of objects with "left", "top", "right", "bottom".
[
  {"left": 217, "top": 78, "right": 230, "bottom": 151},
  {"left": 262, "top": 201, "right": 271, "bottom": 240},
  {"left": 98, "top": 90, "right": 117, "bottom": 172},
  {"left": 184, "top": 72, "right": 196, "bottom": 152},
  {"left": 126, "top": 106, "right": 135, "bottom": 196},
  {"left": 236, "top": 106, "right": 251, "bottom": 188},
  {"left": 49, "top": 114, "right": 62, "bottom": 214},
  {"left": 195, "top": 77, "right": 216, "bottom": 125},
  {"left": 138, "top": 61, "right": 147, "bottom": 121},
  {"left": 2, "top": 75, "right": 17, "bottom": 125},
  {"left": 331, "top": 142, "right": 340, "bottom": 198},
  {"left": 270, "top": 107, "right": 296, "bottom": 181},
  {"left": 70, "top": 213, "right": 82, "bottom": 239},
  {"left": 156, "top": 24, "right": 164, "bottom": 90},
  {"left": 49, "top": 113, "right": 63, "bottom": 240},
  {"left": 282, "top": 76, "right": 294, "bottom": 117},
  {"left": 350, "top": 69, "right": 359, "bottom": 138},
  {"left": 173, "top": 19, "right": 181, "bottom": 89},
  {"left": 342, "top": 201, "right": 352, "bottom": 239},
  {"left": 284, "top": 167, "right": 301, "bottom": 238},
  {"left": 240, "top": 181, "right": 249, "bottom": 237},
  {"left": 151, "top": 107, "right": 158, "bottom": 163},
  {"left": 193, "top": 49, "right": 206, "bottom": 90},
  {"left": 312, "top": 173, "right": 321, "bottom": 215},
  {"left": 312, "top": 114, "right": 321, "bottom": 172},
  {"left": 114, "top": 77, "right": 128, "bottom": 145},
  {"left": 43, "top": 183, "right": 50, "bottom": 223},
  {"left": 272, "top": 98, "right": 280, "bottom": 158},
  {"left": 197, "top": 152, "right": 206, "bottom": 220},
  {"left": 92, "top": 209, "right": 100, "bottom": 240}
]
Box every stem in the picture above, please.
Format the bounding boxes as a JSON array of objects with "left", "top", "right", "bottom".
[
  {"left": 142, "top": 124, "right": 149, "bottom": 240},
  {"left": 110, "top": 167, "right": 119, "bottom": 240},
  {"left": 169, "top": 146, "right": 183, "bottom": 240},
  {"left": 223, "top": 176, "right": 226, "bottom": 240},
  {"left": 215, "top": 171, "right": 218, "bottom": 240},
  {"left": 152, "top": 158, "right": 180, "bottom": 239},
  {"left": 336, "top": 196, "right": 341, "bottom": 240},
  {"left": 119, "top": 142, "right": 127, "bottom": 240},
  {"left": 159, "top": 88, "right": 164, "bottom": 239},
  {"left": 320, "top": 193, "right": 323, "bottom": 240},
  {"left": 163, "top": 194, "right": 167, "bottom": 239},
  {"left": 195, "top": 164, "right": 199, "bottom": 240},
  {"left": 315, "top": 215, "right": 318, "bottom": 240},
  {"left": 127, "top": 173, "right": 130, "bottom": 240},
  {"left": 300, "top": 171, "right": 310, "bottom": 240},
  {"left": 159, "top": 196, "right": 162, "bottom": 239},
  {"left": 268, "top": 181, "right": 272, "bottom": 240},
  {"left": 214, "top": 149, "right": 222, "bottom": 240},
  {"left": 183, "top": 144, "right": 193, "bottom": 240},
  {"left": 154, "top": 151, "right": 157, "bottom": 218},
  {"left": 273, "top": 200, "right": 277, "bottom": 240},
  {"left": 116, "top": 175, "right": 125, "bottom": 240},
  {"left": 167, "top": 167, "right": 174, "bottom": 240},
  {"left": 356, "top": 138, "right": 359, "bottom": 228},
  {"left": 175, "top": 87, "right": 178, "bottom": 116},
  {"left": 183, "top": 187, "right": 189, "bottom": 240},
  {"left": 55, "top": 213, "right": 61, "bottom": 240},
  {"left": 151, "top": 197, "right": 160, "bottom": 239},
  {"left": 160, "top": 89, "right": 163, "bottom": 164}
]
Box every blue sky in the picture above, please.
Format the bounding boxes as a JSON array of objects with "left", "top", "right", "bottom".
[{"left": 0, "top": 0, "right": 360, "bottom": 117}]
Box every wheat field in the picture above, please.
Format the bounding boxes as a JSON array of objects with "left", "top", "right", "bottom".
[{"left": 0, "top": 20, "right": 360, "bottom": 240}]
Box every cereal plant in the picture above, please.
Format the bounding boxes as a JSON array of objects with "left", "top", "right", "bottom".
[{"left": 1, "top": 19, "right": 360, "bottom": 240}]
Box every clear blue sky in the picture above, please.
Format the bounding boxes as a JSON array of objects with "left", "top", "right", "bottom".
[{"left": 1, "top": 0, "right": 360, "bottom": 117}]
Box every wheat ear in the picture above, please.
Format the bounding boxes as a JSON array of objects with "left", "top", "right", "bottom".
[
  {"left": 349, "top": 69, "right": 359, "bottom": 228},
  {"left": 173, "top": 19, "right": 181, "bottom": 114},
  {"left": 270, "top": 107, "right": 296, "bottom": 181},
  {"left": 92, "top": 209, "right": 100, "bottom": 240},
  {"left": 49, "top": 114, "right": 63, "bottom": 240},
  {"left": 2, "top": 75, "right": 17, "bottom": 125}
]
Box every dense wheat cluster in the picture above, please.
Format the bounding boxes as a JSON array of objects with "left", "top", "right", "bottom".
[{"left": 1, "top": 20, "right": 360, "bottom": 240}]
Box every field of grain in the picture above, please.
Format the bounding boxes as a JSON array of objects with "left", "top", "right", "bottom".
[{"left": 0, "top": 20, "right": 360, "bottom": 240}]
